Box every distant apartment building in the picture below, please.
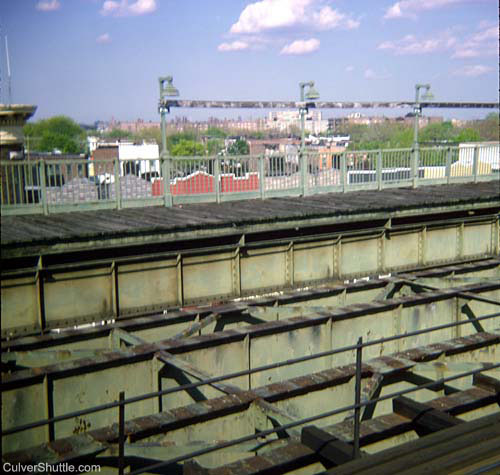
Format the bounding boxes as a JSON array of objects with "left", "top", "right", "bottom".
[
  {"left": 247, "top": 138, "right": 300, "bottom": 156},
  {"left": 108, "top": 118, "right": 160, "bottom": 133},
  {"left": 266, "top": 110, "right": 328, "bottom": 134}
]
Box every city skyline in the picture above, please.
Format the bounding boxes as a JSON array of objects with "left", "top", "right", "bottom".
[{"left": 1, "top": 0, "right": 498, "bottom": 124}]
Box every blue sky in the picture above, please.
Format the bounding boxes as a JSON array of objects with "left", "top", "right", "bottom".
[{"left": 1, "top": 0, "right": 498, "bottom": 123}]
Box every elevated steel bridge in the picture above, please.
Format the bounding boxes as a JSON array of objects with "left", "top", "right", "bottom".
[{"left": 2, "top": 181, "right": 500, "bottom": 474}]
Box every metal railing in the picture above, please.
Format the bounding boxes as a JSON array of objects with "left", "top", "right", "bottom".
[
  {"left": 3, "top": 310, "right": 498, "bottom": 438},
  {"left": 1, "top": 143, "right": 498, "bottom": 215},
  {"left": 2, "top": 310, "right": 499, "bottom": 472}
]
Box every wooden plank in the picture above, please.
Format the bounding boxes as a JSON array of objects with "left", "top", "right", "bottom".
[
  {"left": 473, "top": 373, "right": 500, "bottom": 395},
  {"left": 325, "top": 412, "right": 500, "bottom": 475},
  {"left": 399, "top": 435, "right": 500, "bottom": 475},
  {"left": 301, "top": 425, "right": 357, "bottom": 467},
  {"left": 426, "top": 387, "right": 498, "bottom": 415},
  {"left": 2, "top": 182, "right": 499, "bottom": 246},
  {"left": 393, "top": 396, "right": 463, "bottom": 436}
]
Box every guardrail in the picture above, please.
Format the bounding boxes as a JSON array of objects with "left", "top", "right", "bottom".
[
  {"left": 1, "top": 143, "right": 498, "bottom": 215},
  {"left": 3, "top": 310, "right": 499, "bottom": 472}
]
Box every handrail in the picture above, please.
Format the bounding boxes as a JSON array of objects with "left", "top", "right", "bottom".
[
  {"left": 129, "top": 362, "right": 500, "bottom": 475},
  {"left": 1, "top": 143, "right": 499, "bottom": 214},
  {"left": 2, "top": 309, "right": 499, "bottom": 437}
]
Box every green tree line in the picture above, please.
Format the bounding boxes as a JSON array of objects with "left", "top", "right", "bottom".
[
  {"left": 340, "top": 113, "right": 498, "bottom": 150},
  {"left": 23, "top": 113, "right": 498, "bottom": 156}
]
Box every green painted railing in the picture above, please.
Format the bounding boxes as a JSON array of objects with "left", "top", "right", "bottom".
[{"left": 1, "top": 144, "right": 498, "bottom": 215}]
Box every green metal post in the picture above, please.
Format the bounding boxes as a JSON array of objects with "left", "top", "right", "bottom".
[
  {"left": 302, "top": 150, "right": 308, "bottom": 196},
  {"left": 413, "top": 84, "right": 430, "bottom": 188},
  {"left": 411, "top": 147, "right": 418, "bottom": 188},
  {"left": 215, "top": 155, "right": 221, "bottom": 203},
  {"left": 446, "top": 147, "right": 452, "bottom": 184},
  {"left": 413, "top": 84, "right": 432, "bottom": 188},
  {"left": 161, "top": 157, "right": 171, "bottom": 206},
  {"left": 300, "top": 107, "right": 306, "bottom": 196},
  {"left": 259, "top": 154, "right": 265, "bottom": 199},
  {"left": 412, "top": 90, "right": 419, "bottom": 189},
  {"left": 472, "top": 145, "right": 479, "bottom": 183},
  {"left": 377, "top": 150, "right": 382, "bottom": 190},
  {"left": 298, "top": 81, "right": 319, "bottom": 197},
  {"left": 341, "top": 152, "right": 347, "bottom": 192},
  {"left": 39, "top": 159, "right": 48, "bottom": 215},
  {"left": 160, "top": 110, "right": 172, "bottom": 207},
  {"left": 114, "top": 158, "right": 122, "bottom": 209},
  {"left": 159, "top": 76, "right": 179, "bottom": 207}
]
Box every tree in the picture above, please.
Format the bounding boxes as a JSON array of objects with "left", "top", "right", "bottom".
[
  {"left": 419, "top": 121, "right": 455, "bottom": 144},
  {"left": 454, "top": 128, "right": 480, "bottom": 143},
  {"left": 24, "top": 116, "right": 87, "bottom": 154},
  {"left": 469, "top": 113, "right": 499, "bottom": 141},
  {"left": 167, "top": 131, "right": 199, "bottom": 152},
  {"left": 134, "top": 128, "right": 162, "bottom": 144},
  {"left": 227, "top": 139, "right": 249, "bottom": 155},
  {"left": 206, "top": 139, "right": 224, "bottom": 156},
  {"left": 206, "top": 127, "right": 228, "bottom": 139},
  {"left": 103, "top": 128, "right": 133, "bottom": 140},
  {"left": 170, "top": 139, "right": 204, "bottom": 156}
]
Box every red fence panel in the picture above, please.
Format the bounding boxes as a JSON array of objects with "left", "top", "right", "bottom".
[{"left": 152, "top": 171, "right": 259, "bottom": 196}]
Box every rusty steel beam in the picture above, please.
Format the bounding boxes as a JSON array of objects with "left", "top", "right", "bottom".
[
  {"left": 400, "top": 278, "right": 500, "bottom": 307},
  {"left": 172, "top": 313, "right": 221, "bottom": 339},
  {"left": 3, "top": 331, "right": 498, "bottom": 443},
  {"left": 112, "top": 326, "right": 242, "bottom": 397},
  {"left": 157, "top": 350, "right": 242, "bottom": 396},
  {"left": 3, "top": 258, "right": 497, "bottom": 353},
  {"left": 2, "top": 281, "right": 499, "bottom": 391},
  {"left": 163, "top": 100, "right": 500, "bottom": 110},
  {"left": 4, "top": 336, "right": 498, "bottom": 467}
]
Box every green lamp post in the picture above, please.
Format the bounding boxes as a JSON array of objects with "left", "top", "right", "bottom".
[
  {"left": 298, "top": 81, "right": 320, "bottom": 195},
  {"left": 158, "top": 76, "right": 179, "bottom": 206},
  {"left": 299, "top": 81, "right": 320, "bottom": 153},
  {"left": 412, "top": 83, "right": 433, "bottom": 187}
]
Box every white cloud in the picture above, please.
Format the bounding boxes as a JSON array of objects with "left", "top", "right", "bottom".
[
  {"left": 100, "top": 0, "right": 156, "bottom": 16},
  {"left": 345, "top": 65, "right": 354, "bottom": 72},
  {"left": 230, "top": 0, "right": 359, "bottom": 34},
  {"left": 378, "top": 32, "right": 456, "bottom": 55},
  {"left": 452, "top": 25, "right": 498, "bottom": 58},
  {"left": 36, "top": 0, "right": 61, "bottom": 11},
  {"left": 281, "top": 38, "right": 320, "bottom": 55},
  {"left": 471, "top": 26, "right": 497, "bottom": 42},
  {"left": 384, "top": 0, "right": 472, "bottom": 20},
  {"left": 379, "top": 23, "right": 498, "bottom": 60},
  {"left": 96, "top": 33, "right": 111, "bottom": 43},
  {"left": 364, "top": 68, "right": 375, "bottom": 79},
  {"left": 364, "top": 68, "right": 391, "bottom": 79},
  {"left": 454, "top": 65, "right": 493, "bottom": 77},
  {"left": 218, "top": 41, "right": 250, "bottom": 52}
]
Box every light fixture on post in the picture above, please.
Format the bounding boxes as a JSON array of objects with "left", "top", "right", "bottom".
[
  {"left": 412, "top": 83, "right": 433, "bottom": 187},
  {"left": 158, "top": 76, "right": 179, "bottom": 206},
  {"left": 298, "top": 81, "right": 320, "bottom": 195}
]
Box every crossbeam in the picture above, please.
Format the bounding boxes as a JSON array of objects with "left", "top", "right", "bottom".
[{"left": 163, "top": 100, "right": 500, "bottom": 110}]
